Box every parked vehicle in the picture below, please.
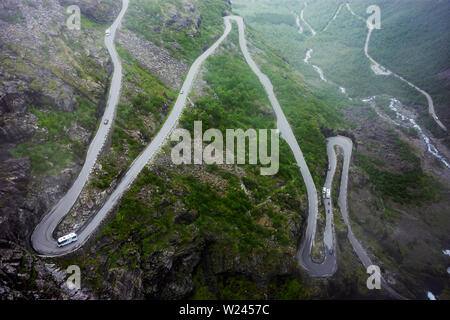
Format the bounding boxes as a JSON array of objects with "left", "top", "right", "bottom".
[{"left": 104, "top": 119, "right": 109, "bottom": 125}]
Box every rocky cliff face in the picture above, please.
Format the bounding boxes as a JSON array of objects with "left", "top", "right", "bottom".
[
  {"left": 58, "top": 0, "right": 120, "bottom": 24},
  {"left": 117, "top": 30, "right": 188, "bottom": 90},
  {"left": 0, "top": 240, "right": 96, "bottom": 300},
  {"left": 0, "top": 0, "right": 120, "bottom": 299},
  {"left": 0, "top": 0, "right": 120, "bottom": 245}
]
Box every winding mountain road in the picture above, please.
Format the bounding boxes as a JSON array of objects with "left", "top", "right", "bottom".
[
  {"left": 323, "top": 3, "right": 344, "bottom": 32},
  {"left": 294, "top": 12, "right": 303, "bottom": 34},
  {"left": 326, "top": 136, "right": 405, "bottom": 300},
  {"left": 300, "top": 2, "right": 316, "bottom": 36},
  {"left": 302, "top": 3, "right": 448, "bottom": 167},
  {"left": 300, "top": 2, "right": 446, "bottom": 131},
  {"left": 30, "top": 3, "right": 406, "bottom": 299},
  {"left": 31, "top": 10, "right": 332, "bottom": 281},
  {"left": 230, "top": 16, "right": 335, "bottom": 277},
  {"left": 348, "top": 4, "right": 447, "bottom": 132},
  {"left": 31, "top": 0, "right": 130, "bottom": 256},
  {"left": 32, "top": 2, "right": 235, "bottom": 256},
  {"left": 297, "top": 3, "right": 409, "bottom": 297}
]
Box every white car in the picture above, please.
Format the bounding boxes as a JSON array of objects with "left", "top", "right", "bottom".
[
  {"left": 180, "top": 90, "right": 184, "bottom": 94},
  {"left": 105, "top": 29, "right": 111, "bottom": 36},
  {"left": 104, "top": 119, "right": 109, "bottom": 125},
  {"left": 57, "top": 233, "right": 78, "bottom": 247}
]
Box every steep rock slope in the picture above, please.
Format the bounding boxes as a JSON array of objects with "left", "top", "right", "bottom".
[
  {"left": 0, "top": 0, "right": 121, "bottom": 245},
  {"left": 0, "top": 0, "right": 121, "bottom": 299}
]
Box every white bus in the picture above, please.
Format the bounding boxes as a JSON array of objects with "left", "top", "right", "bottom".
[{"left": 57, "top": 232, "right": 78, "bottom": 247}]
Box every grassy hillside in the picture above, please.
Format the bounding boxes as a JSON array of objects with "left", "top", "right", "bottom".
[
  {"left": 123, "top": 0, "right": 229, "bottom": 62},
  {"left": 234, "top": 0, "right": 450, "bottom": 134},
  {"left": 232, "top": 0, "right": 450, "bottom": 299},
  {"left": 64, "top": 24, "right": 322, "bottom": 299},
  {"left": 2, "top": 0, "right": 117, "bottom": 178},
  {"left": 58, "top": 0, "right": 351, "bottom": 298},
  {"left": 351, "top": 0, "right": 450, "bottom": 117}
]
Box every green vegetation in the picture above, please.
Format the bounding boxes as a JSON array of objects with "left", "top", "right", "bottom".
[
  {"left": 180, "top": 35, "right": 306, "bottom": 188},
  {"left": 67, "top": 34, "right": 312, "bottom": 297},
  {"left": 233, "top": 0, "right": 449, "bottom": 123},
  {"left": 301, "top": 0, "right": 342, "bottom": 31},
  {"left": 61, "top": 0, "right": 449, "bottom": 300},
  {"left": 248, "top": 12, "right": 296, "bottom": 27},
  {"left": 387, "top": 130, "right": 420, "bottom": 166},
  {"left": 0, "top": 10, "right": 24, "bottom": 24},
  {"left": 232, "top": 0, "right": 450, "bottom": 299},
  {"left": 357, "top": 153, "right": 441, "bottom": 205},
  {"left": 268, "top": 276, "right": 313, "bottom": 299},
  {"left": 106, "top": 39, "right": 303, "bottom": 255},
  {"left": 351, "top": 0, "right": 450, "bottom": 113},
  {"left": 80, "top": 13, "right": 104, "bottom": 30},
  {"left": 91, "top": 45, "right": 176, "bottom": 189},
  {"left": 10, "top": 96, "right": 97, "bottom": 175},
  {"left": 247, "top": 22, "right": 345, "bottom": 187},
  {"left": 3, "top": 0, "right": 117, "bottom": 179},
  {"left": 91, "top": 154, "right": 119, "bottom": 189},
  {"left": 191, "top": 272, "right": 313, "bottom": 299},
  {"left": 33, "top": 97, "right": 97, "bottom": 133},
  {"left": 331, "top": 146, "right": 343, "bottom": 207},
  {"left": 116, "top": 45, "right": 176, "bottom": 133},
  {"left": 124, "top": 0, "right": 229, "bottom": 62},
  {"left": 11, "top": 141, "right": 73, "bottom": 176}
]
